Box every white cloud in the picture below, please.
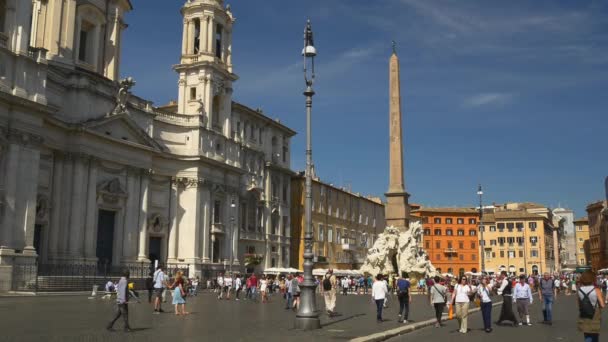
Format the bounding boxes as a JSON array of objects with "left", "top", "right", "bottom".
[{"left": 464, "top": 93, "right": 513, "bottom": 108}]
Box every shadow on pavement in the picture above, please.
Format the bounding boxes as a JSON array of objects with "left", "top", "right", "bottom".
[{"left": 322, "top": 313, "right": 367, "bottom": 327}]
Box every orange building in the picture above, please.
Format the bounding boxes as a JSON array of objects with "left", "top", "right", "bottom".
[{"left": 412, "top": 207, "right": 480, "bottom": 276}]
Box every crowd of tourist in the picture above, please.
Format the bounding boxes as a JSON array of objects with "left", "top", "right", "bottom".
[{"left": 102, "top": 265, "right": 608, "bottom": 342}]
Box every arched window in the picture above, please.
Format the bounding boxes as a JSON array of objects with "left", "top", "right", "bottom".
[
  {"left": 75, "top": 5, "right": 106, "bottom": 69},
  {"left": 212, "top": 95, "right": 221, "bottom": 129},
  {"left": 458, "top": 268, "right": 465, "bottom": 277},
  {"left": 447, "top": 268, "right": 453, "bottom": 274},
  {"left": 193, "top": 18, "right": 200, "bottom": 54},
  {"left": 471, "top": 268, "right": 477, "bottom": 273}
]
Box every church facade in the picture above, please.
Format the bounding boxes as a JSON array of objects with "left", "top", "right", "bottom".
[{"left": 0, "top": 0, "right": 294, "bottom": 286}]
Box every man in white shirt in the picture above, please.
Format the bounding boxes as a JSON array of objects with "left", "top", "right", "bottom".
[
  {"left": 217, "top": 273, "right": 225, "bottom": 300},
  {"left": 235, "top": 275, "right": 242, "bottom": 300},
  {"left": 341, "top": 277, "right": 350, "bottom": 296},
  {"left": 224, "top": 274, "right": 233, "bottom": 300},
  {"left": 372, "top": 274, "right": 389, "bottom": 323},
  {"left": 152, "top": 266, "right": 168, "bottom": 314},
  {"left": 513, "top": 275, "right": 533, "bottom": 326}
]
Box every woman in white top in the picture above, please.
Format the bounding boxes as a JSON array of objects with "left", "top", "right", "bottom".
[
  {"left": 260, "top": 276, "right": 269, "bottom": 303},
  {"left": 450, "top": 276, "right": 476, "bottom": 334},
  {"left": 477, "top": 277, "right": 494, "bottom": 332},
  {"left": 578, "top": 271, "right": 605, "bottom": 342},
  {"left": 372, "top": 274, "right": 389, "bottom": 323}
]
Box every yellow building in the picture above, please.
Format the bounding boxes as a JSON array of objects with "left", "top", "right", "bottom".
[
  {"left": 290, "top": 173, "right": 385, "bottom": 270},
  {"left": 481, "top": 210, "right": 555, "bottom": 275},
  {"left": 574, "top": 217, "right": 590, "bottom": 266}
]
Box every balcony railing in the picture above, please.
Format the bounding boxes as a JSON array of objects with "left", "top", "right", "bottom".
[{"left": 444, "top": 248, "right": 457, "bottom": 254}]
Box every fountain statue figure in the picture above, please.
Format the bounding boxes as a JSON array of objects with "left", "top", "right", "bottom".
[{"left": 360, "top": 221, "right": 436, "bottom": 279}]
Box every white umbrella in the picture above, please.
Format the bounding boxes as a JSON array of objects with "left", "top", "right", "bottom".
[
  {"left": 263, "top": 267, "right": 280, "bottom": 275},
  {"left": 313, "top": 269, "right": 327, "bottom": 276}
]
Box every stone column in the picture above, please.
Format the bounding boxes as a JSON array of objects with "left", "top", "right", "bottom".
[
  {"left": 91, "top": 24, "right": 102, "bottom": 71},
  {"left": 61, "top": 0, "right": 77, "bottom": 61},
  {"left": 167, "top": 178, "right": 179, "bottom": 262},
  {"left": 122, "top": 169, "right": 139, "bottom": 262},
  {"left": 181, "top": 19, "right": 188, "bottom": 55},
  {"left": 201, "top": 186, "right": 211, "bottom": 262},
  {"left": 112, "top": 207, "right": 125, "bottom": 267},
  {"left": 0, "top": 144, "right": 20, "bottom": 250},
  {"left": 59, "top": 154, "right": 74, "bottom": 256},
  {"left": 187, "top": 20, "right": 195, "bottom": 54},
  {"left": 226, "top": 31, "right": 232, "bottom": 70},
  {"left": 21, "top": 147, "right": 41, "bottom": 255},
  {"left": 68, "top": 155, "right": 86, "bottom": 258},
  {"left": 83, "top": 158, "right": 98, "bottom": 261},
  {"left": 223, "top": 193, "right": 232, "bottom": 262},
  {"left": 200, "top": 16, "right": 208, "bottom": 53},
  {"left": 207, "top": 17, "right": 214, "bottom": 55},
  {"left": 48, "top": 152, "right": 63, "bottom": 260},
  {"left": 137, "top": 171, "right": 150, "bottom": 261}
]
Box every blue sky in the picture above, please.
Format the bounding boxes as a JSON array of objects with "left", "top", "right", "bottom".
[{"left": 122, "top": 0, "right": 608, "bottom": 217}]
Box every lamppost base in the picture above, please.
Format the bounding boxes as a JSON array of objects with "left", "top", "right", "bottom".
[{"left": 294, "top": 316, "right": 321, "bottom": 330}]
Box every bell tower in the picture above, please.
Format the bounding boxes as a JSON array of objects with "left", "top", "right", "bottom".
[{"left": 175, "top": 0, "right": 237, "bottom": 136}]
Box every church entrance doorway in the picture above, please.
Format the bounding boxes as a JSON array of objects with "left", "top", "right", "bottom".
[
  {"left": 96, "top": 210, "right": 116, "bottom": 266},
  {"left": 148, "top": 237, "right": 162, "bottom": 266},
  {"left": 33, "top": 224, "right": 43, "bottom": 257}
]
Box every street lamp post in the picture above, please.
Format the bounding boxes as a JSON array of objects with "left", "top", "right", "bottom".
[
  {"left": 477, "top": 185, "right": 485, "bottom": 273},
  {"left": 295, "top": 19, "right": 321, "bottom": 330},
  {"left": 230, "top": 198, "right": 236, "bottom": 275}
]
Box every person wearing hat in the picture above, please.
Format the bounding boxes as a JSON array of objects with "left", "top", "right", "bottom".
[
  {"left": 513, "top": 274, "right": 533, "bottom": 326},
  {"left": 322, "top": 269, "right": 337, "bottom": 316}
]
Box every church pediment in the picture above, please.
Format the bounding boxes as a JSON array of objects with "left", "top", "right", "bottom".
[{"left": 84, "top": 114, "right": 163, "bottom": 151}]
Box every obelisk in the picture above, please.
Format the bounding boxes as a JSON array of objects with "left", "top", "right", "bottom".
[{"left": 385, "top": 43, "right": 410, "bottom": 230}]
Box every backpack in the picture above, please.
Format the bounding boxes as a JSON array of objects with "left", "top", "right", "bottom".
[
  {"left": 323, "top": 276, "right": 332, "bottom": 291},
  {"left": 579, "top": 288, "right": 597, "bottom": 319},
  {"left": 397, "top": 279, "right": 409, "bottom": 298}
]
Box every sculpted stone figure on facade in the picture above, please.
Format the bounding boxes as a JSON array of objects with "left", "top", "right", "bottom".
[
  {"left": 111, "top": 77, "right": 136, "bottom": 116},
  {"left": 360, "top": 221, "right": 436, "bottom": 278}
]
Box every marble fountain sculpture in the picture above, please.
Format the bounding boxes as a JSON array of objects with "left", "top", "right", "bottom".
[{"left": 360, "top": 221, "right": 437, "bottom": 279}]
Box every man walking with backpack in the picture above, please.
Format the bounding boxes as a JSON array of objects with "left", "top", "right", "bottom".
[
  {"left": 323, "top": 269, "right": 337, "bottom": 317},
  {"left": 396, "top": 272, "right": 412, "bottom": 323},
  {"left": 539, "top": 272, "right": 557, "bottom": 325}
]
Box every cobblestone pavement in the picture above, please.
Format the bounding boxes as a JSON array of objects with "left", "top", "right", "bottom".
[
  {"left": 387, "top": 294, "right": 606, "bottom": 342},
  {"left": 0, "top": 291, "right": 434, "bottom": 342}
]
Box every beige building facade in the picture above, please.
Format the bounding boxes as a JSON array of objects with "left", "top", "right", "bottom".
[
  {"left": 587, "top": 201, "right": 608, "bottom": 272},
  {"left": 0, "top": 0, "right": 296, "bottom": 288},
  {"left": 573, "top": 217, "right": 590, "bottom": 266},
  {"left": 481, "top": 209, "right": 556, "bottom": 275},
  {"left": 291, "top": 174, "right": 385, "bottom": 270}
]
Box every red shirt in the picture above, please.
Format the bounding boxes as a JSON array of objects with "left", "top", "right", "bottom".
[{"left": 250, "top": 275, "right": 258, "bottom": 287}]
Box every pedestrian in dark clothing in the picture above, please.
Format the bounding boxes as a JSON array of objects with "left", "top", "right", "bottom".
[
  {"left": 107, "top": 270, "right": 132, "bottom": 332},
  {"left": 145, "top": 272, "right": 154, "bottom": 303},
  {"left": 496, "top": 271, "right": 518, "bottom": 326},
  {"left": 396, "top": 272, "right": 411, "bottom": 323}
]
